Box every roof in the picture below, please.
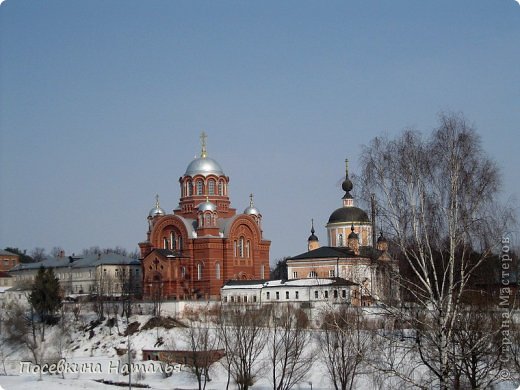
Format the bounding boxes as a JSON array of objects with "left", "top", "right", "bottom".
[
  {"left": 221, "top": 279, "right": 267, "bottom": 290},
  {"left": 9, "top": 253, "right": 140, "bottom": 272},
  {"left": 327, "top": 206, "right": 370, "bottom": 224},
  {"left": 263, "top": 278, "right": 358, "bottom": 288},
  {"left": 152, "top": 249, "right": 189, "bottom": 258},
  {"left": 185, "top": 156, "right": 225, "bottom": 177},
  {"left": 0, "top": 271, "right": 12, "bottom": 278},
  {"left": 0, "top": 249, "right": 18, "bottom": 256},
  {"left": 221, "top": 277, "right": 358, "bottom": 290},
  {"left": 288, "top": 246, "right": 358, "bottom": 261}
]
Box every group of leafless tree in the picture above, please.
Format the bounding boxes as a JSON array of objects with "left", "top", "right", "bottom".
[{"left": 358, "top": 112, "right": 518, "bottom": 389}]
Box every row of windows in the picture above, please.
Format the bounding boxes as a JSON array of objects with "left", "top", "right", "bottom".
[
  {"left": 182, "top": 179, "right": 227, "bottom": 197},
  {"left": 233, "top": 237, "right": 251, "bottom": 258},
  {"left": 163, "top": 232, "right": 183, "bottom": 251},
  {"left": 223, "top": 295, "right": 258, "bottom": 303},
  {"left": 292, "top": 270, "right": 335, "bottom": 279},
  {"left": 224, "top": 288, "right": 348, "bottom": 303},
  {"left": 265, "top": 289, "right": 347, "bottom": 300}
]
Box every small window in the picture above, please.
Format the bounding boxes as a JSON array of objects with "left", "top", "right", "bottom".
[
  {"left": 338, "top": 234, "right": 344, "bottom": 247},
  {"left": 231, "top": 296, "right": 234, "bottom": 303},
  {"left": 309, "top": 271, "right": 317, "bottom": 278},
  {"left": 170, "top": 232, "right": 176, "bottom": 250},
  {"left": 314, "top": 291, "right": 318, "bottom": 299},
  {"left": 342, "top": 289, "right": 346, "bottom": 298},
  {"left": 253, "top": 295, "right": 257, "bottom": 303},
  {"left": 292, "top": 271, "right": 298, "bottom": 279},
  {"left": 324, "top": 291, "right": 329, "bottom": 299},
  {"left": 208, "top": 180, "right": 215, "bottom": 195},
  {"left": 295, "top": 291, "right": 299, "bottom": 299},
  {"left": 216, "top": 263, "right": 221, "bottom": 280},
  {"left": 218, "top": 181, "right": 224, "bottom": 195},
  {"left": 276, "top": 291, "right": 280, "bottom": 300},
  {"left": 285, "top": 291, "right": 289, "bottom": 299},
  {"left": 333, "top": 290, "right": 338, "bottom": 298},
  {"left": 244, "top": 296, "right": 248, "bottom": 303},
  {"left": 223, "top": 296, "right": 228, "bottom": 303},
  {"left": 266, "top": 292, "right": 270, "bottom": 300},
  {"left": 197, "top": 180, "right": 203, "bottom": 195},
  {"left": 239, "top": 237, "right": 245, "bottom": 258},
  {"left": 197, "top": 264, "right": 202, "bottom": 280},
  {"left": 329, "top": 269, "right": 335, "bottom": 277}
]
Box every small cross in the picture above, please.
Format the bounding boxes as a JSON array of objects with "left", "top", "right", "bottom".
[{"left": 200, "top": 131, "right": 207, "bottom": 158}]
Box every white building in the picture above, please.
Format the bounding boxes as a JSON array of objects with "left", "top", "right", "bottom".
[
  {"left": 9, "top": 252, "right": 141, "bottom": 297},
  {"left": 221, "top": 277, "right": 360, "bottom": 309}
]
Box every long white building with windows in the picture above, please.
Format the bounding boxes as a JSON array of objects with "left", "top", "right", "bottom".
[
  {"left": 221, "top": 277, "right": 360, "bottom": 310},
  {"left": 8, "top": 252, "right": 141, "bottom": 297}
]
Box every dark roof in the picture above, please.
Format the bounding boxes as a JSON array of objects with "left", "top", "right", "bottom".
[
  {"left": 9, "top": 253, "right": 139, "bottom": 272},
  {"left": 327, "top": 206, "right": 369, "bottom": 224},
  {"left": 308, "top": 233, "right": 319, "bottom": 242},
  {"left": 223, "top": 279, "right": 267, "bottom": 287},
  {"left": 288, "top": 246, "right": 358, "bottom": 261}
]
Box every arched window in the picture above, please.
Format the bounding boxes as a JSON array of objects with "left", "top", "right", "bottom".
[
  {"left": 208, "top": 180, "right": 215, "bottom": 195},
  {"left": 163, "top": 238, "right": 168, "bottom": 249},
  {"left": 197, "top": 264, "right": 202, "bottom": 280},
  {"left": 239, "top": 237, "right": 245, "bottom": 258},
  {"left": 205, "top": 213, "right": 211, "bottom": 227},
  {"left": 178, "top": 236, "right": 183, "bottom": 251},
  {"left": 233, "top": 241, "right": 237, "bottom": 257},
  {"left": 216, "top": 263, "right": 221, "bottom": 280},
  {"left": 246, "top": 240, "right": 250, "bottom": 258},
  {"left": 338, "top": 234, "right": 344, "bottom": 247},
  {"left": 170, "top": 232, "right": 176, "bottom": 250},
  {"left": 187, "top": 181, "right": 193, "bottom": 196},
  {"left": 196, "top": 180, "right": 203, "bottom": 195},
  {"left": 218, "top": 181, "right": 224, "bottom": 195}
]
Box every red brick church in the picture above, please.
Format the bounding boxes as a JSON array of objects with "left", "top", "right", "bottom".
[{"left": 139, "top": 133, "right": 270, "bottom": 300}]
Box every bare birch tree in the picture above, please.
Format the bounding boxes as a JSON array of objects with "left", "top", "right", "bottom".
[
  {"left": 317, "top": 307, "right": 373, "bottom": 390},
  {"left": 360, "top": 112, "right": 513, "bottom": 389},
  {"left": 267, "top": 304, "right": 314, "bottom": 390},
  {"left": 183, "top": 310, "right": 220, "bottom": 390},
  {"left": 218, "top": 306, "right": 269, "bottom": 390}
]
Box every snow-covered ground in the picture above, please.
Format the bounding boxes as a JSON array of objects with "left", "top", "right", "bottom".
[{"left": 0, "top": 310, "right": 518, "bottom": 390}]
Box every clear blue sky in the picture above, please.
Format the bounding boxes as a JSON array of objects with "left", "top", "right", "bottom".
[{"left": 1, "top": 0, "right": 519, "bottom": 263}]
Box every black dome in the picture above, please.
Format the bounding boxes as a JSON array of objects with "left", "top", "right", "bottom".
[
  {"left": 308, "top": 233, "right": 319, "bottom": 242},
  {"left": 327, "top": 207, "right": 370, "bottom": 224}
]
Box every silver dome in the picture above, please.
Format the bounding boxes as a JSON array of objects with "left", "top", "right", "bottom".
[
  {"left": 244, "top": 206, "right": 260, "bottom": 216},
  {"left": 198, "top": 199, "right": 217, "bottom": 212},
  {"left": 244, "top": 193, "right": 260, "bottom": 216},
  {"left": 149, "top": 194, "right": 165, "bottom": 217},
  {"left": 185, "top": 157, "right": 224, "bottom": 177}
]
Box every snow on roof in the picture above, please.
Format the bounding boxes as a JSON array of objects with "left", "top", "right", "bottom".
[{"left": 222, "top": 278, "right": 357, "bottom": 291}]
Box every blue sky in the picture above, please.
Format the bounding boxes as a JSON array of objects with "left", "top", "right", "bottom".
[{"left": 1, "top": 0, "right": 519, "bottom": 263}]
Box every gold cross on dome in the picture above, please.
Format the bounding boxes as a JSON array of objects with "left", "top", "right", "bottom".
[{"left": 200, "top": 131, "right": 207, "bottom": 158}]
